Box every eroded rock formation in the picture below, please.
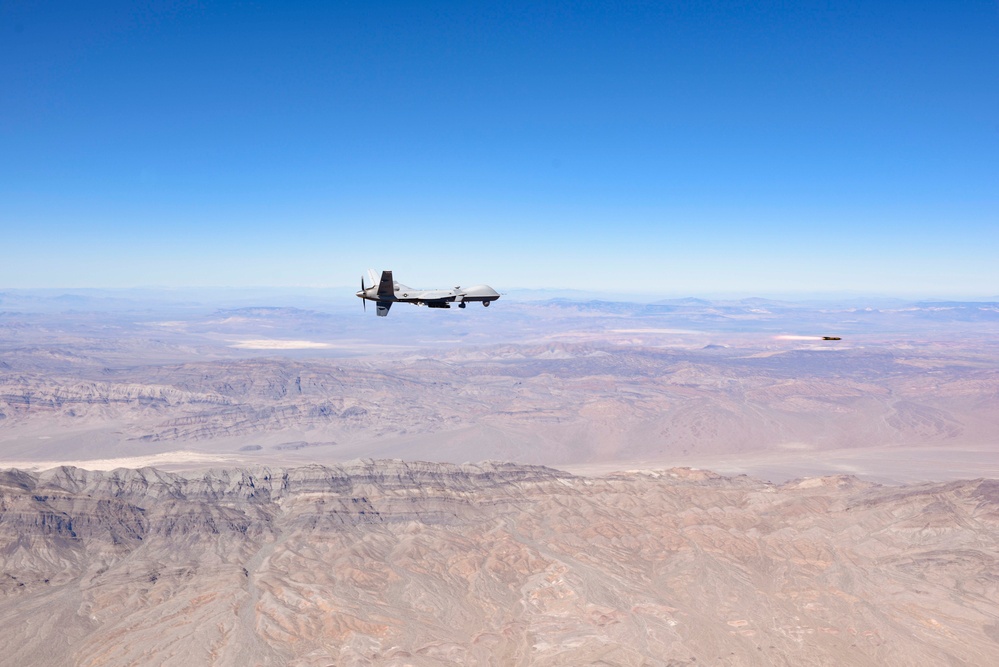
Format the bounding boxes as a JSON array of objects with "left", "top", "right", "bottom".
[{"left": 1, "top": 462, "right": 997, "bottom": 666}]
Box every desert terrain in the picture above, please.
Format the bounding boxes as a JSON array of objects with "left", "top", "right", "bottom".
[
  {"left": 2, "top": 291, "right": 997, "bottom": 482},
  {"left": 2, "top": 462, "right": 999, "bottom": 666},
  {"left": 1, "top": 290, "right": 998, "bottom": 665}
]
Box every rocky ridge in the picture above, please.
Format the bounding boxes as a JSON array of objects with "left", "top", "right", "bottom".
[
  {"left": 3, "top": 348, "right": 997, "bottom": 464},
  {"left": 1, "top": 462, "right": 998, "bottom": 666}
]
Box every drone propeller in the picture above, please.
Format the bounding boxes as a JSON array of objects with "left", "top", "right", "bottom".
[{"left": 360, "top": 275, "right": 366, "bottom": 312}]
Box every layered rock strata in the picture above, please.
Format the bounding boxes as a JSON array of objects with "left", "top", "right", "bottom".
[{"left": 1, "top": 462, "right": 998, "bottom": 666}]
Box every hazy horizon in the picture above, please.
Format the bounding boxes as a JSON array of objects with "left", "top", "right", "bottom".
[{"left": 3, "top": 284, "right": 998, "bottom": 304}]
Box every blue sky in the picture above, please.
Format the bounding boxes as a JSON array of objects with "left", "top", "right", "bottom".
[{"left": 2, "top": 1, "right": 996, "bottom": 296}]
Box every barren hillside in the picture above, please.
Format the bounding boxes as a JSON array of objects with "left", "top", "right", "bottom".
[{"left": 2, "top": 462, "right": 997, "bottom": 666}]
